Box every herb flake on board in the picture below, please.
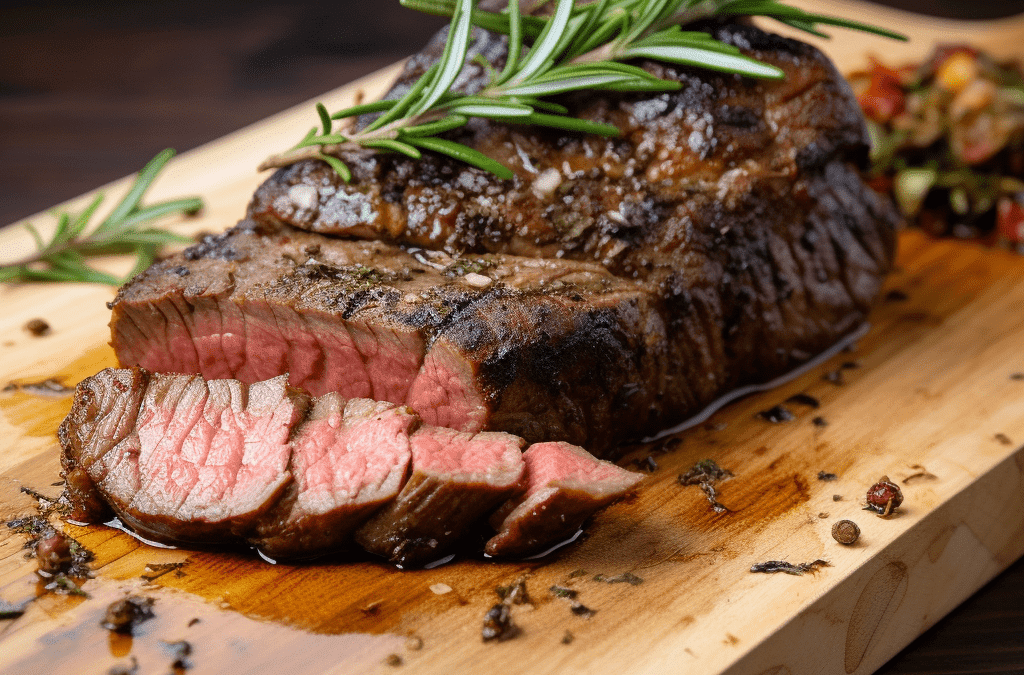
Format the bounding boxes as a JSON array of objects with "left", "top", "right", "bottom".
[
  {"left": 679, "top": 459, "right": 732, "bottom": 513},
  {"left": 750, "top": 559, "right": 830, "bottom": 575}
]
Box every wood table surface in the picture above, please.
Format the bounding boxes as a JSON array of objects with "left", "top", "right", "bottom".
[{"left": 2, "top": 2, "right": 1023, "bottom": 673}]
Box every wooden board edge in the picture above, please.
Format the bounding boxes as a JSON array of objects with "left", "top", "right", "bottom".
[{"left": 721, "top": 444, "right": 1024, "bottom": 675}]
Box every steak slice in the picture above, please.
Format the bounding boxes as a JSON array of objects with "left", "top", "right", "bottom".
[
  {"left": 485, "top": 442, "right": 642, "bottom": 558},
  {"left": 253, "top": 394, "right": 418, "bottom": 558},
  {"left": 355, "top": 427, "right": 525, "bottom": 567},
  {"left": 59, "top": 368, "right": 308, "bottom": 544}
]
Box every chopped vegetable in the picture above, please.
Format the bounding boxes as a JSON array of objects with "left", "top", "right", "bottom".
[{"left": 850, "top": 46, "right": 1024, "bottom": 249}]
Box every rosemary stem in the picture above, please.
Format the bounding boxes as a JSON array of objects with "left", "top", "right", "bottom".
[
  {"left": 5, "top": 241, "right": 79, "bottom": 269},
  {"left": 569, "top": 41, "right": 618, "bottom": 64},
  {"left": 259, "top": 109, "right": 449, "bottom": 171}
]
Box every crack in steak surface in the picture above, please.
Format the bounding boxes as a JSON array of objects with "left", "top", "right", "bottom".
[{"left": 59, "top": 368, "right": 638, "bottom": 561}]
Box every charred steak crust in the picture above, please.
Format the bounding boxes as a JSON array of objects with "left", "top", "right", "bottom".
[
  {"left": 59, "top": 367, "right": 150, "bottom": 523},
  {"left": 248, "top": 22, "right": 878, "bottom": 273},
  {"left": 59, "top": 368, "right": 637, "bottom": 561}
]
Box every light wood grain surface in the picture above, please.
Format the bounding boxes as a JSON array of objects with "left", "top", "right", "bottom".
[{"left": 2, "top": 3, "right": 1024, "bottom": 674}]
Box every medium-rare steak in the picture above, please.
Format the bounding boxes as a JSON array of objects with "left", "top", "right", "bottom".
[
  {"left": 112, "top": 22, "right": 898, "bottom": 453},
  {"left": 355, "top": 427, "right": 525, "bottom": 566},
  {"left": 112, "top": 220, "right": 679, "bottom": 455},
  {"left": 113, "top": 166, "right": 891, "bottom": 457},
  {"left": 253, "top": 394, "right": 418, "bottom": 558},
  {"left": 111, "top": 16, "right": 898, "bottom": 454},
  {"left": 60, "top": 368, "right": 635, "bottom": 561},
  {"left": 485, "top": 441, "right": 643, "bottom": 558},
  {"left": 59, "top": 369, "right": 308, "bottom": 543}
]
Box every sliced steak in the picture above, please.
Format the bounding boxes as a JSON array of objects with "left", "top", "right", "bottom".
[
  {"left": 485, "top": 442, "right": 642, "bottom": 558},
  {"left": 253, "top": 394, "right": 418, "bottom": 558},
  {"left": 59, "top": 368, "right": 308, "bottom": 544},
  {"left": 111, "top": 19, "right": 898, "bottom": 455},
  {"left": 355, "top": 427, "right": 525, "bottom": 566},
  {"left": 61, "top": 368, "right": 632, "bottom": 562}
]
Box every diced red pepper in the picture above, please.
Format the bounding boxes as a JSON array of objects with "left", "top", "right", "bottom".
[
  {"left": 866, "top": 174, "right": 893, "bottom": 195},
  {"left": 858, "top": 60, "right": 906, "bottom": 123}
]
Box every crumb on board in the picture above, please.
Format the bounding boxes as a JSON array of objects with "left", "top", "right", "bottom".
[{"left": 23, "top": 318, "right": 50, "bottom": 336}]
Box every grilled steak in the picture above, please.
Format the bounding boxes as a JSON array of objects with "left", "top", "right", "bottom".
[
  {"left": 115, "top": 163, "right": 888, "bottom": 455},
  {"left": 59, "top": 368, "right": 635, "bottom": 560},
  {"left": 485, "top": 441, "right": 643, "bottom": 558},
  {"left": 355, "top": 427, "right": 525, "bottom": 566},
  {"left": 113, "top": 21, "right": 897, "bottom": 453},
  {"left": 249, "top": 22, "right": 883, "bottom": 278}
]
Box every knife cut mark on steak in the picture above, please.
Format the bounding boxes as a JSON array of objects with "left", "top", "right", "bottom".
[
  {"left": 59, "top": 368, "right": 637, "bottom": 562},
  {"left": 486, "top": 441, "right": 643, "bottom": 558}
]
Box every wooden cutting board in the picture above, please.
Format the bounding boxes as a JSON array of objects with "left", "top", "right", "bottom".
[{"left": 2, "top": 3, "right": 1024, "bottom": 674}]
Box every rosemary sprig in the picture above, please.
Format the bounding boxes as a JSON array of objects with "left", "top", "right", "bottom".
[
  {"left": 261, "top": 0, "right": 905, "bottom": 179},
  {"left": 1, "top": 149, "right": 202, "bottom": 286}
]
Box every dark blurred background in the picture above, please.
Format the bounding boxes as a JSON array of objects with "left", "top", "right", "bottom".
[
  {"left": 3, "top": 0, "right": 1024, "bottom": 226},
  {"left": 1, "top": 3, "right": 1024, "bottom": 671}
]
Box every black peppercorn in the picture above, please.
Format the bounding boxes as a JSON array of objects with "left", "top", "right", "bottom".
[{"left": 831, "top": 520, "right": 861, "bottom": 544}]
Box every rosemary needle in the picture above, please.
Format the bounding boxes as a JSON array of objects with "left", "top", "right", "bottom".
[
  {"left": 262, "top": 0, "right": 904, "bottom": 179},
  {"left": 1, "top": 149, "right": 203, "bottom": 286}
]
